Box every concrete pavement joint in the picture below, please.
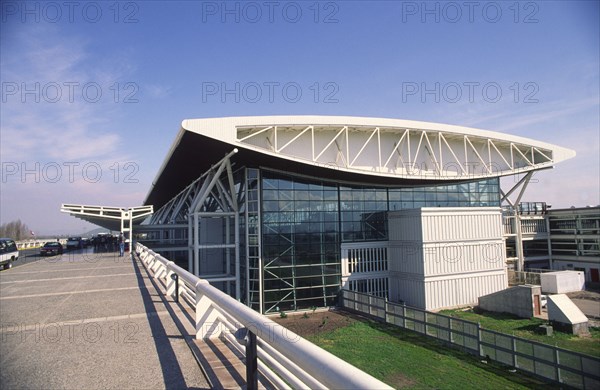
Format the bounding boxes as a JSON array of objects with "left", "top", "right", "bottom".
[
  {"left": 1, "top": 310, "right": 171, "bottom": 331},
  {"left": 0, "top": 273, "right": 136, "bottom": 284},
  {"left": 1, "top": 264, "right": 134, "bottom": 275},
  {"left": 0, "top": 286, "right": 145, "bottom": 300},
  {"left": 1, "top": 251, "right": 211, "bottom": 389}
]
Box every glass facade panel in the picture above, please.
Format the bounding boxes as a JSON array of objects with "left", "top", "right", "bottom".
[
  {"left": 259, "top": 169, "right": 500, "bottom": 313},
  {"left": 245, "top": 169, "right": 261, "bottom": 311}
]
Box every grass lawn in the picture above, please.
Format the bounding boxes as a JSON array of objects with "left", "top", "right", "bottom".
[
  {"left": 307, "top": 317, "right": 559, "bottom": 389},
  {"left": 440, "top": 309, "right": 600, "bottom": 357}
]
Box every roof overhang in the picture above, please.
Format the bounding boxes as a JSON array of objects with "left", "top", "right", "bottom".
[
  {"left": 145, "top": 116, "right": 576, "bottom": 210},
  {"left": 60, "top": 204, "right": 154, "bottom": 231}
]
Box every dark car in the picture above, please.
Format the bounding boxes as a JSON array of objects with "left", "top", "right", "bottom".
[{"left": 40, "top": 242, "right": 64, "bottom": 256}]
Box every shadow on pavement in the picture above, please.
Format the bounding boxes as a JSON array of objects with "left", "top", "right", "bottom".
[{"left": 131, "top": 257, "right": 190, "bottom": 389}]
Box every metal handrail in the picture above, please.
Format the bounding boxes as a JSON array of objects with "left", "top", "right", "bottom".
[{"left": 135, "top": 242, "right": 393, "bottom": 390}]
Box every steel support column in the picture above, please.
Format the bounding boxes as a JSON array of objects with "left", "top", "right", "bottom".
[{"left": 501, "top": 171, "right": 534, "bottom": 272}]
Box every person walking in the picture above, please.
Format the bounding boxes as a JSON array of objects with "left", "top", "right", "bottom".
[{"left": 119, "top": 233, "right": 124, "bottom": 257}]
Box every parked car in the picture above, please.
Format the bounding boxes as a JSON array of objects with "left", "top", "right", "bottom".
[
  {"left": 40, "top": 242, "right": 64, "bottom": 256},
  {"left": 0, "top": 238, "right": 19, "bottom": 270},
  {"left": 66, "top": 237, "right": 83, "bottom": 250}
]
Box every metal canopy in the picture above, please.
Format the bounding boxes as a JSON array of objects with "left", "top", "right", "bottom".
[
  {"left": 144, "top": 131, "right": 468, "bottom": 210},
  {"left": 60, "top": 204, "right": 154, "bottom": 232},
  {"left": 144, "top": 116, "right": 576, "bottom": 210}
]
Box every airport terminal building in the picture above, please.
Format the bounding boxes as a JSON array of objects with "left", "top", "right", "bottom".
[{"left": 126, "top": 116, "right": 575, "bottom": 313}]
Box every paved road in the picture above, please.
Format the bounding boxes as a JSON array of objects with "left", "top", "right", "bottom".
[
  {"left": 4, "top": 247, "right": 128, "bottom": 271},
  {"left": 0, "top": 251, "right": 210, "bottom": 389},
  {"left": 572, "top": 299, "right": 600, "bottom": 319},
  {"left": 4, "top": 247, "right": 73, "bottom": 270}
]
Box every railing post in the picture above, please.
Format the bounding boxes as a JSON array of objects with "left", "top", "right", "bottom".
[
  {"left": 555, "top": 346, "right": 561, "bottom": 383},
  {"left": 147, "top": 254, "right": 155, "bottom": 268},
  {"left": 477, "top": 322, "right": 484, "bottom": 357},
  {"left": 166, "top": 262, "right": 178, "bottom": 302},
  {"left": 151, "top": 256, "right": 160, "bottom": 274},
  {"left": 512, "top": 335, "right": 518, "bottom": 368},
  {"left": 195, "top": 280, "right": 221, "bottom": 340},
  {"left": 385, "top": 299, "right": 390, "bottom": 324},
  {"left": 172, "top": 274, "right": 179, "bottom": 303},
  {"left": 246, "top": 330, "right": 258, "bottom": 390}
]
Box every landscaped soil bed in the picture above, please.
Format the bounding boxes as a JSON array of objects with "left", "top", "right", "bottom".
[{"left": 271, "top": 308, "right": 359, "bottom": 337}]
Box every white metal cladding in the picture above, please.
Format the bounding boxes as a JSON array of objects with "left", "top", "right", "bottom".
[
  {"left": 389, "top": 270, "right": 508, "bottom": 311},
  {"left": 387, "top": 207, "right": 508, "bottom": 310},
  {"left": 388, "top": 212, "right": 424, "bottom": 242},
  {"left": 389, "top": 277, "right": 425, "bottom": 308},
  {"left": 422, "top": 242, "right": 506, "bottom": 276},
  {"left": 421, "top": 211, "right": 504, "bottom": 242},
  {"left": 177, "top": 116, "right": 575, "bottom": 182},
  {"left": 388, "top": 244, "right": 425, "bottom": 275},
  {"left": 388, "top": 207, "right": 505, "bottom": 242},
  {"left": 423, "top": 272, "right": 508, "bottom": 311}
]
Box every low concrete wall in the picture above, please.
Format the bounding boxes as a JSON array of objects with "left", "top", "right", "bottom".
[{"left": 478, "top": 285, "right": 541, "bottom": 318}]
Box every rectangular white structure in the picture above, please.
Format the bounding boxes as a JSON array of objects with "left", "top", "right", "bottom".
[
  {"left": 540, "top": 271, "right": 585, "bottom": 294},
  {"left": 388, "top": 207, "right": 508, "bottom": 311},
  {"left": 341, "top": 242, "right": 390, "bottom": 297}
]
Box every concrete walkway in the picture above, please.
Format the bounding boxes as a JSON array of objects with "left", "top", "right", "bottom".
[
  {"left": 0, "top": 250, "right": 210, "bottom": 389},
  {"left": 133, "top": 251, "right": 274, "bottom": 390}
]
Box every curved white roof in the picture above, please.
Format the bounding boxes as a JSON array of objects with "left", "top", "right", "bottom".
[
  {"left": 146, "top": 116, "right": 575, "bottom": 208},
  {"left": 182, "top": 115, "right": 574, "bottom": 178}
]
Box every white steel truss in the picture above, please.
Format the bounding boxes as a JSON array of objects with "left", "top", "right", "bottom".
[
  {"left": 60, "top": 204, "right": 154, "bottom": 258},
  {"left": 148, "top": 149, "right": 242, "bottom": 299},
  {"left": 61, "top": 204, "right": 153, "bottom": 231},
  {"left": 236, "top": 125, "right": 556, "bottom": 179}
]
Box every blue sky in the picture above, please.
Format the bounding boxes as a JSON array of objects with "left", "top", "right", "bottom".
[{"left": 1, "top": 0, "right": 598, "bottom": 235}]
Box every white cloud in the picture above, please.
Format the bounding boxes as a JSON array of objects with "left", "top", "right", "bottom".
[
  {"left": 0, "top": 23, "right": 141, "bottom": 158},
  {"left": 0, "top": 25, "right": 141, "bottom": 233}
]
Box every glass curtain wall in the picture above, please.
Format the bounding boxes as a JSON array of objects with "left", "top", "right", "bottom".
[
  {"left": 257, "top": 169, "right": 500, "bottom": 313},
  {"left": 261, "top": 172, "right": 340, "bottom": 312}
]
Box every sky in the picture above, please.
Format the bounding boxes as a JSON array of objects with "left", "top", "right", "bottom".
[{"left": 1, "top": 0, "right": 599, "bottom": 236}]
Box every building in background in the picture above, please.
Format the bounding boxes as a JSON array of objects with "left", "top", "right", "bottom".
[
  {"left": 131, "top": 116, "right": 575, "bottom": 313},
  {"left": 504, "top": 202, "right": 551, "bottom": 270},
  {"left": 503, "top": 203, "right": 599, "bottom": 285},
  {"left": 547, "top": 206, "right": 600, "bottom": 283}
]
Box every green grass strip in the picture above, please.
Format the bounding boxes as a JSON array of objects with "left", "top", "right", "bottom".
[
  {"left": 441, "top": 309, "right": 600, "bottom": 357},
  {"left": 308, "top": 319, "right": 561, "bottom": 389}
]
